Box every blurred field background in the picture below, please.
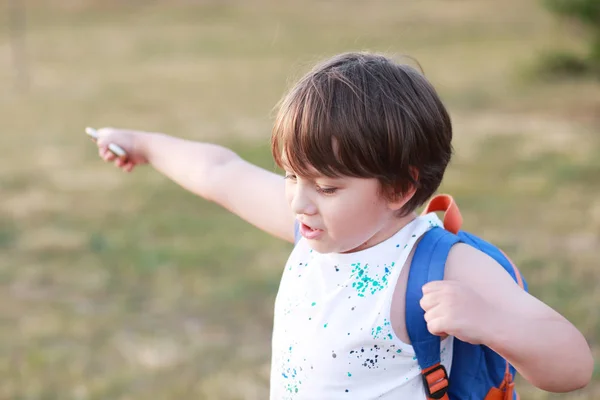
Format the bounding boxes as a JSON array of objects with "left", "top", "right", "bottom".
[{"left": 1, "top": 0, "right": 599, "bottom": 399}]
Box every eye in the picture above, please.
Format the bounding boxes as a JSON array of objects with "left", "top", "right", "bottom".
[
  {"left": 284, "top": 173, "right": 297, "bottom": 181},
  {"left": 317, "top": 186, "right": 337, "bottom": 195}
]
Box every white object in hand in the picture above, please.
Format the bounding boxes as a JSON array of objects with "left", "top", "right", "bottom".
[{"left": 85, "top": 127, "right": 127, "bottom": 158}]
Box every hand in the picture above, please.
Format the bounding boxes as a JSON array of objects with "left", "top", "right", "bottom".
[
  {"left": 420, "top": 280, "right": 497, "bottom": 345},
  {"left": 94, "top": 127, "right": 150, "bottom": 172}
]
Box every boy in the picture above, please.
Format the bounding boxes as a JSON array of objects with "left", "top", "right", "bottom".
[{"left": 91, "top": 52, "right": 593, "bottom": 399}]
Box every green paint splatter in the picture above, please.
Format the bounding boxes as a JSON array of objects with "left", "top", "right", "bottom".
[
  {"left": 349, "top": 263, "right": 391, "bottom": 297},
  {"left": 371, "top": 319, "right": 392, "bottom": 339}
]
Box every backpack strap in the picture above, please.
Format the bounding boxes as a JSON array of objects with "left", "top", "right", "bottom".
[
  {"left": 406, "top": 227, "right": 461, "bottom": 400},
  {"left": 421, "top": 194, "right": 463, "bottom": 235}
]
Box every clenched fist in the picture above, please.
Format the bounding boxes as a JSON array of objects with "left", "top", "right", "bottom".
[
  {"left": 420, "top": 280, "right": 498, "bottom": 345},
  {"left": 92, "top": 127, "right": 151, "bottom": 172}
]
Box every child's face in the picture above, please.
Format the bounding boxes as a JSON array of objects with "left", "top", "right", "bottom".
[{"left": 285, "top": 170, "right": 412, "bottom": 254}]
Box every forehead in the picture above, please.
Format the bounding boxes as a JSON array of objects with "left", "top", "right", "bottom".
[
  {"left": 278, "top": 138, "right": 348, "bottom": 178},
  {"left": 280, "top": 151, "right": 324, "bottom": 177}
]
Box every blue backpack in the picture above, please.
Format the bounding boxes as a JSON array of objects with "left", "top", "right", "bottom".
[{"left": 406, "top": 194, "right": 527, "bottom": 400}]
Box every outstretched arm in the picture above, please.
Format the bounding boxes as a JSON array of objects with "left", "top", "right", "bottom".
[{"left": 94, "top": 128, "right": 296, "bottom": 243}]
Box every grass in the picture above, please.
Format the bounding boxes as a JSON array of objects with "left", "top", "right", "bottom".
[{"left": 1, "top": 0, "right": 600, "bottom": 398}]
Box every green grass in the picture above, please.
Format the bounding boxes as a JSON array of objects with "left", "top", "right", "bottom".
[{"left": 1, "top": 0, "right": 600, "bottom": 398}]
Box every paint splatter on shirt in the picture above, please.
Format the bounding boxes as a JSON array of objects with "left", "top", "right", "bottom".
[{"left": 270, "top": 214, "right": 453, "bottom": 399}]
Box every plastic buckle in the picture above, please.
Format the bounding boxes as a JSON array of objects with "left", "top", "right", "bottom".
[{"left": 422, "top": 364, "right": 449, "bottom": 400}]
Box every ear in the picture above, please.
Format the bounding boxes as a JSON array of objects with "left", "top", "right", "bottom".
[
  {"left": 386, "top": 167, "right": 419, "bottom": 211},
  {"left": 387, "top": 185, "right": 416, "bottom": 211}
]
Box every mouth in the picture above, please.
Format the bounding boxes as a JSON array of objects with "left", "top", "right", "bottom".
[{"left": 299, "top": 222, "right": 324, "bottom": 240}]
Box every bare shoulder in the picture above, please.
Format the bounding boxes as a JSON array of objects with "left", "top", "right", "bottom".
[
  {"left": 445, "top": 243, "right": 516, "bottom": 282},
  {"left": 444, "top": 243, "right": 531, "bottom": 307}
]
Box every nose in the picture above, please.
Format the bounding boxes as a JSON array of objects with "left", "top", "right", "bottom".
[{"left": 290, "top": 184, "right": 318, "bottom": 216}]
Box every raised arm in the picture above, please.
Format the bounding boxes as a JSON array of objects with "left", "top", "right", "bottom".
[{"left": 93, "top": 128, "right": 296, "bottom": 243}]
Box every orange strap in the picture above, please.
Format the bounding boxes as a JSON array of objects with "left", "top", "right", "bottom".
[
  {"left": 484, "top": 362, "right": 516, "bottom": 400},
  {"left": 422, "top": 363, "right": 449, "bottom": 400},
  {"left": 422, "top": 194, "right": 463, "bottom": 234}
]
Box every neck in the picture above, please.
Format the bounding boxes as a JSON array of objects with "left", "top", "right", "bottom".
[{"left": 342, "top": 211, "right": 418, "bottom": 253}]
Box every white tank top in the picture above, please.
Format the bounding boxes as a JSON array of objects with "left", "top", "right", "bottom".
[{"left": 270, "top": 213, "right": 453, "bottom": 399}]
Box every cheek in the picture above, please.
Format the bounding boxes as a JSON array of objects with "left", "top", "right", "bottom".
[
  {"left": 353, "top": 203, "right": 386, "bottom": 229},
  {"left": 325, "top": 197, "right": 385, "bottom": 232},
  {"left": 284, "top": 182, "right": 294, "bottom": 206}
]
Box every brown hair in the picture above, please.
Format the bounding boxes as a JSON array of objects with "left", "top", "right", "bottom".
[{"left": 271, "top": 52, "right": 453, "bottom": 215}]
